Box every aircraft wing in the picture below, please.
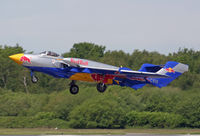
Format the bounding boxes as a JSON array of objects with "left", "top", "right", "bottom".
[
  {"left": 80, "top": 65, "right": 169, "bottom": 78},
  {"left": 118, "top": 69, "right": 169, "bottom": 78}
]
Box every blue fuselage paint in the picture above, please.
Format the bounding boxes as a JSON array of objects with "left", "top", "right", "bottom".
[
  {"left": 25, "top": 66, "right": 73, "bottom": 78},
  {"left": 25, "top": 65, "right": 147, "bottom": 89}
]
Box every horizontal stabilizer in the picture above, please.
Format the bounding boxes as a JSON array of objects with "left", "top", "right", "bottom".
[
  {"left": 149, "top": 61, "right": 188, "bottom": 88},
  {"left": 139, "top": 63, "right": 163, "bottom": 73}
]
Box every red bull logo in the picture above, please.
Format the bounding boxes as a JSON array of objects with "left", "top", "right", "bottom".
[
  {"left": 20, "top": 56, "right": 31, "bottom": 64},
  {"left": 71, "top": 58, "right": 88, "bottom": 66},
  {"left": 91, "top": 73, "right": 115, "bottom": 83},
  {"left": 165, "top": 67, "right": 175, "bottom": 73}
]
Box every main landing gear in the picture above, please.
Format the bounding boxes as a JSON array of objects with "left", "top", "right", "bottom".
[
  {"left": 96, "top": 83, "right": 107, "bottom": 93},
  {"left": 30, "top": 71, "right": 38, "bottom": 83},
  {"left": 69, "top": 80, "right": 79, "bottom": 95},
  {"left": 69, "top": 81, "right": 107, "bottom": 95}
]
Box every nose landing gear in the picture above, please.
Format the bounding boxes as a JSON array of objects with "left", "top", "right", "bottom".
[
  {"left": 30, "top": 71, "right": 38, "bottom": 83},
  {"left": 31, "top": 75, "right": 38, "bottom": 83}
]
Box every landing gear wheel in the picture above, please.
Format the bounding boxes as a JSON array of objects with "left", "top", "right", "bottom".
[
  {"left": 70, "top": 85, "right": 79, "bottom": 94},
  {"left": 97, "top": 83, "right": 107, "bottom": 93},
  {"left": 31, "top": 75, "right": 38, "bottom": 83}
]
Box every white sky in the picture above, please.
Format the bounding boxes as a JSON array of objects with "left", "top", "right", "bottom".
[{"left": 0, "top": 0, "right": 200, "bottom": 54}]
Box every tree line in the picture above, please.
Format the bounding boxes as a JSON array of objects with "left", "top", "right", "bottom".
[{"left": 0, "top": 42, "right": 200, "bottom": 128}]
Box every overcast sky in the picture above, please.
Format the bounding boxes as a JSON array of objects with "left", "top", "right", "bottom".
[{"left": 0, "top": 0, "right": 200, "bottom": 54}]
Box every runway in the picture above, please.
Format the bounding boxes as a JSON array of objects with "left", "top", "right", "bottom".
[{"left": 0, "top": 134, "right": 199, "bottom": 136}]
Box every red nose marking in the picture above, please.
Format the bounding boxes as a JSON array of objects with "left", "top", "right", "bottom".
[{"left": 20, "top": 56, "right": 31, "bottom": 63}]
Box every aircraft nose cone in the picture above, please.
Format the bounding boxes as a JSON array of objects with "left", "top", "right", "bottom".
[{"left": 9, "top": 53, "right": 24, "bottom": 65}]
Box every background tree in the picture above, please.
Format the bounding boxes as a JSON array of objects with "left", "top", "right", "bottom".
[
  {"left": 62, "top": 42, "right": 105, "bottom": 61},
  {"left": 0, "top": 45, "right": 24, "bottom": 91}
]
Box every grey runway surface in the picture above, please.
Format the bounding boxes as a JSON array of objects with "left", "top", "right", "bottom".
[{"left": 0, "top": 134, "right": 200, "bottom": 136}]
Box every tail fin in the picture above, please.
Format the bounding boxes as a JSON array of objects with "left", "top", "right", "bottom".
[{"left": 150, "top": 61, "right": 188, "bottom": 88}]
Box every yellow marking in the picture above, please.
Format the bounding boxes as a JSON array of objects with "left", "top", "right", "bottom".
[
  {"left": 107, "top": 79, "right": 113, "bottom": 84},
  {"left": 114, "top": 80, "right": 120, "bottom": 84},
  {"left": 69, "top": 73, "right": 114, "bottom": 84},
  {"left": 69, "top": 73, "right": 95, "bottom": 82},
  {"left": 56, "top": 59, "right": 63, "bottom": 60},
  {"left": 168, "top": 68, "right": 174, "bottom": 72},
  {"left": 9, "top": 53, "right": 24, "bottom": 65}
]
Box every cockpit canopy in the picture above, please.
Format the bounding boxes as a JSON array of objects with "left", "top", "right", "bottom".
[{"left": 40, "top": 51, "right": 60, "bottom": 57}]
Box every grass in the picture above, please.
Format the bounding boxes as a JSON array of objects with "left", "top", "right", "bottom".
[{"left": 1, "top": 128, "right": 200, "bottom": 135}]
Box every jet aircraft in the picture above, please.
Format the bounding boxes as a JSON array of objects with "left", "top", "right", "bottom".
[{"left": 9, "top": 51, "right": 188, "bottom": 94}]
